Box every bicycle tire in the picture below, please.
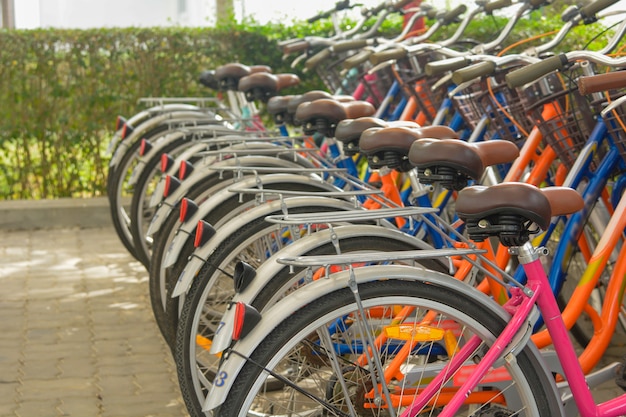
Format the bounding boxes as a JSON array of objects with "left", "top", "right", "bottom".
[
  {"left": 217, "top": 279, "right": 561, "bottom": 417},
  {"left": 176, "top": 200, "right": 363, "bottom": 417}
]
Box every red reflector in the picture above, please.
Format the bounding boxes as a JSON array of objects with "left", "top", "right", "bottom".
[
  {"left": 163, "top": 175, "right": 180, "bottom": 197},
  {"left": 120, "top": 123, "right": 134, "bottom": 140},
  {"left": 180, "top": 198, "right": 198, "bottom": 222},
  {"left": 194, "top": 220, "right": 215, "bottom": 248},
  {"left": 232, "top": 302, "right": 261, "bottom": 341},
  {"left": 139, "top": 139, "right": 151, "bottom": 156},
  {"left": 179, "top": 160, "right": 194, "bottom": 180},
  {"left": 161, "top": 153, "right": 174, "bottom": 173},
  {"left": 115, "top": 115, "right": 126, "bottom": 131},
  {"left": 233, "top": 302, "right": 246, "bottom": 341}
]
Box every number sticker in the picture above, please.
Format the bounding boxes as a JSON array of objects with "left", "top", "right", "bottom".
[{"left": 214, "top": 371, "right": 228, "bottom": 387}]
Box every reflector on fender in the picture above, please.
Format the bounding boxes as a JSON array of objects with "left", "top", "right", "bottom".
[
  {"left": 139, "top": 139, "right": 152, "bottom": 156},
  {"left": 194, "top": 220, "right": 216, "bottom": 248},
  {"left": 179, "top": 160, "right": 194, "bottom": 180},
  {"left": 120, "top": 123, "right": 134, "bottom": 139},
  {"left": 161, "top": 153, "right": 175, "bottom": 173},
  {"left": 115, "top": 115, "right": 127, "bottom": 131},
  {"left": 163, "top": 175, "right": 181, "bottom": 197},
  {"left": 233, "top": 261, "right": 256, "bottom": 293},
  {"left": 180, "top": 198, "right": 199, "bottom": 222},
  {"left": 232, "top": 302, "right": 261, "bottom": 341}
]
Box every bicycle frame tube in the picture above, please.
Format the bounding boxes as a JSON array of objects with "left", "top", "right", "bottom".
[{"left": 532, "top": 192, "right": 626, "bottom": 359}]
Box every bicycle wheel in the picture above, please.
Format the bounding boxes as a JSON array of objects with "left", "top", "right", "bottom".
[
  {"left": 175, "top": 198, "right": 359, "bottom": 415},
  {"left": 217, "top": 279, "right": 561, "bottom": 417},
  {"left": 177, "top": 229, "right": 447, "bottom": 417}
]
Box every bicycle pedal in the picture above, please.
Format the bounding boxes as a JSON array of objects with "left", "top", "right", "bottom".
[{"left": 614, "top": 356, "right": 626, "bottom": 391}]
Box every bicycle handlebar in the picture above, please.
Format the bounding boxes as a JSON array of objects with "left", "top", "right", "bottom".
[
  {"left": 282, "top": 41, "right": 310, "bottom": 55},
  {"left": 424, "top": 57, "right": 472, "bottom": 76},
  {"left": 484, "top": 0, "right": 513, "bottom": 14},
  {"left": 307, "top": 0, "right": 353, "bottom": 23},
  {"left": 579, "top": 0, "right": 619, "bottom": 22},
  {"left": 578, "top": 70, "right": 626, "bottom": 95},
  {"left": 368, "top": 0, "right": 413, "bottom": 16},
  {"left": 505, "top": 54, "right": 568, "bottom": 87},
  {"left": 442, "top": 4, "right": 467, "bottom": 24},
  {"left": 452, "top": 61, "right": 497, "bottom": 84},
  {"left": 506, "top": 52, "right": 626, "bottom": 88},
  {"left": 304, "top": 48, "right": 333, "bottom": 71},
  {"left": 331, "top": 39, "right": 370, "bottom": 53},
  {"left": 369, "top": 47, "right": 408, "bottom": 65}
]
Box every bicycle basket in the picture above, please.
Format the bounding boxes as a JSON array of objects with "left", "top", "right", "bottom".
[
  {"left": 392, "top": 51, "right": 448, "bottom": 124},
  {"left": 452, "top": 65, "right": 535, "bottom": 146},
  {"left": 520, "top": 71, "right": 596, "bottom": 169},
  {"left": 602, "top": 99, "right": 626, "bottom": 165}
]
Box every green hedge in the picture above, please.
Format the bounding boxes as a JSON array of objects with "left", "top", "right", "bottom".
[
  {"left": 0, "top": 25, "right": 331, "bottom": 199},
  {"left": 0, "top": 11, "right": 613, "bottom": 200}
]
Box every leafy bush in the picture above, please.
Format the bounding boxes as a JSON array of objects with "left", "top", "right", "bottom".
[{"left": 0, "top": 10, "right": 614, "bottom": 199}]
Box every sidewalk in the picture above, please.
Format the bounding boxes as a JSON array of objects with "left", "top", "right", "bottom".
[{"left": 0, "top": 226, "right": 186, "bottom": 417}]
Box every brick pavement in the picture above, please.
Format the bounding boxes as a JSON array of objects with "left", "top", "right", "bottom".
[
  {"left": 1, "top": 224, "right": 626, "bottom": 416},
  {"left": 0, "top": 227, "right": 186, "bottom": 417}
]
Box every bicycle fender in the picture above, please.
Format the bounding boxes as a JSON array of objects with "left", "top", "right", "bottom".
[
  {"left": 209, "top": 225, "right": 436, "bottom": 355},
  {"left": 163, "top": 172, "right": 343, "bottom": 267},
  {"left": 109, "top": 110, "right": 212, "bottom": 168},
  {"left": 171, "top": 196, "right": 357, "bottom": 298},
  {"left": 162, "top": 171, "right": 291, "bottom": 268},
  {"left": 204, "top": 264, "right": 510, "bottom": 412},
  {"left": 128, "top": 131, "right": 185, "bottom": 187}
]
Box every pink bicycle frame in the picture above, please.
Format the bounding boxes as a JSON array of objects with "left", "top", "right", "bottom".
[{"left": 401, "top": 238, "right": 626, "bottom": 417}]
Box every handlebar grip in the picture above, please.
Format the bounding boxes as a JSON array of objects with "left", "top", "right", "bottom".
[
  {"left": 304, "top": 48, "right": 332, "bottom": 71},
  {"left": 391, "top": 0, "right": 414, "bottom": 10},
  {"left": 484, "top": 0, "right": 513, "bottom": 14},
  {"left": 308, "top": 0, "right": 354, "bottom": 22},
  {"left": 580, "top": 0, "right": 619, "bottom": 20},
  {"left": 335, "top": 0, "right": 351, "bottom": 11},
  {"left": 425, "top": 57, "right": 471, "bottom": 76},
  {"left": 369, "top": 47, "right": 408, "bottom": 66},
  {"left": 426, "top": 8, "right": 439, "bottom": 19},
  {"left": 505, "top": 54, "right": 568, "bottom": 88},
  {"left": 342, "top": 49, "right": 373, "bottom": 70},
  {"left": 442, "top": 4, "right": 467, "bottom": 24},
  {"left": 452, "top": 61, "right": 496, "bottom": 84},
  {"left": 332, "top": 39, "right": 369, "bottom": 53},
  {"left": 307, "top": 12, "right": 329, "bottom": 23},
  {"left": 368, "top": 1, "right": 388, "bottom": 15},
  {"left": 528, "top": 0, "right": 549, "bottom": 8},
  {"left": 283, "top": 41, "right": 310, "bottom": 55},
  {"left": 578, "top": 71, "right": 626, "bottom": 95}
]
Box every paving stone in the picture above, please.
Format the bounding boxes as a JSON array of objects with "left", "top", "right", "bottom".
[
  {"left": 17, "top": 377, "right": 96, "bottom": 402},
  {"left": 57, "top": 395, "right": 102, "bottom": 417},
  {"left": 14, "top": 399, "right": 60, "bottom": 417},
  {"left": 0, "top": 225, "right": 184, "bottom": 417}
]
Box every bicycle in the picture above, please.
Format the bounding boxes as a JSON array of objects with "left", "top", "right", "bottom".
[{"left": 204, "top": 176, "right": 619, "bottom": 416}]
